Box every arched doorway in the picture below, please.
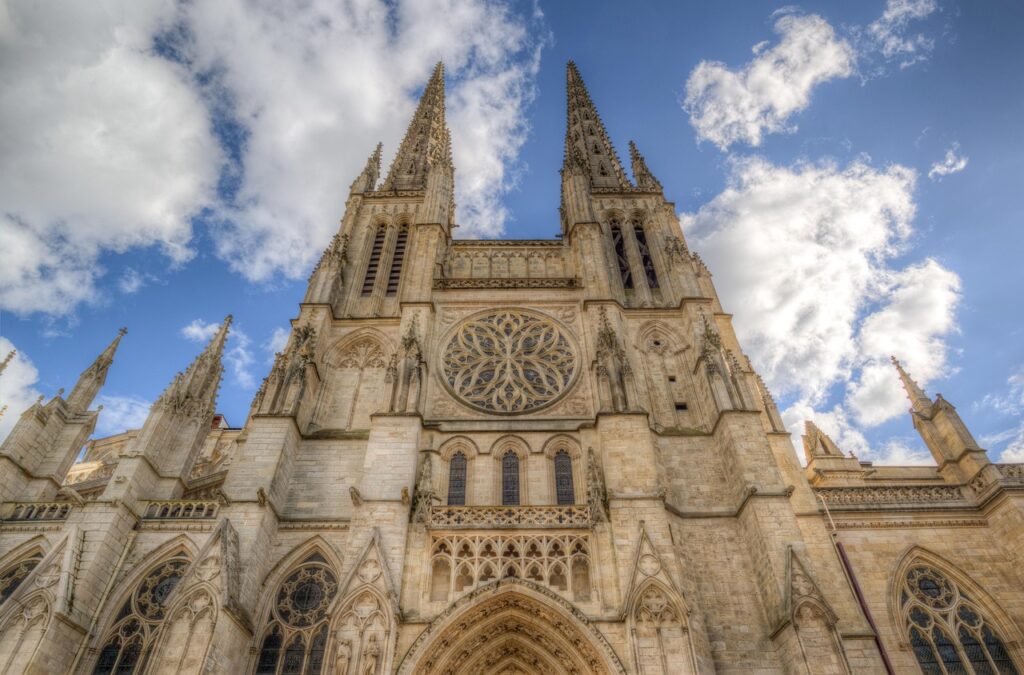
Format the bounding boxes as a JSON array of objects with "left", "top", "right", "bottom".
[{"left": 398, "top": 579, "right": 626, "bottom": 675}]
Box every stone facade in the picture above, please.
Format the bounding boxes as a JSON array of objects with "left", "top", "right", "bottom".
[{"left": 0, "top": 61, "right": 1021, "bottom": 675}]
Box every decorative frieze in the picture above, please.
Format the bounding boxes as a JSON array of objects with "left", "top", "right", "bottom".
[
  {"left": 434, "top": 277, "right": 580, "bottom": 289},
  {"left": 815, "top": 485, "right": 964, "bottom": 507},
  {"left": 427, "top": 504, "right": 591, "bottom": 529}
]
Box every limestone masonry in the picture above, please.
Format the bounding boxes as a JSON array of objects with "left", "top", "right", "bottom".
[{"left": 0, "top": 62, "right": 1021, "bottom": 675}]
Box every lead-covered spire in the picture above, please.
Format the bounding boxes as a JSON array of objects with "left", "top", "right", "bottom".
[
  {"left": 66, "top": 327, "right": 126, "bottom": 412},
  {"left": 382, "top": 63, "right": 452, "bottom": 191},
  {"left": 564, "top": 61, "right": 629, "bottom": 190},
  {"left": 891, "top": 356, "right": 932, "bottom": 415}
]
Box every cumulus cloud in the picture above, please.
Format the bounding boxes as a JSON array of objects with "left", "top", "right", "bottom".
[
  {"left": 683, "top": 12, "right": 854, "bottom": 150},
  {"left": 265, "top": 327, "right": 291, "bottom": 358},
  {"left": 181, "top": 319, "right": 220, "bottom": 343},
  {"left": 928, "top": 144, "right": 968, "bottom": 180},
  {"left": 864, "top": 0, "right": 939, "bottom": 69},
  {"left": 0, "top": 0, "right": 547, "bottom": 315},
  {"left": 181, "top": 318, "right": 255, "bottom": 389},
  {"left": 0, "top": 339, "right": 43, "bottom": 440},
  {"left": 682, "top": 156, "right": 961, "bottom": 461},
  {"left": 94, "top": 394, "right": 152, "bottom": 437}
]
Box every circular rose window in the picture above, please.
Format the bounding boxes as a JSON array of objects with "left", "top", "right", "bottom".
[{"left": 442, "top": 310, "right": 578, "bottom": 414}]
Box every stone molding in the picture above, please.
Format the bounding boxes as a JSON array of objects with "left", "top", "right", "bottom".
[{"left": 427, "top": 504, "right": 591, "bottom": 529}]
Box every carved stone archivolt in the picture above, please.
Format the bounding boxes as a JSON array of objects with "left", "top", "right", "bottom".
[{"left": 441, "top": 310, "right": 578, "bottom": 415}]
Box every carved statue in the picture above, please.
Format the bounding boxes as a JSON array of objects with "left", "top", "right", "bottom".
[
  {"left": 411, "top": 455, "right": 436, "bottom": 523},
  {"left": 595, "top": 307, "right": 635, "bottom": 412},
  {"left": 334, "top": 639, "right": 351, "bottom": 675},
  {"left": 586, "top": 448, "right": 609, "bottom": 521},
  {"left": 362, "top": 634, "right": 381, "bottom": 675}
]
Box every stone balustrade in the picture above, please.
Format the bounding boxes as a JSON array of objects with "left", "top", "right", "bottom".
[
  {"left": 142, "top": 500, "right": 219, "bottom": 520},
  {"left": 816, "top": 485, "right": 964, "bottom": 507},
  {"left": 5, "top": 502, "right": 72, "bottom": 521},
  {"left": 427, "top": 504, "right": 591, "bottom": 529}
]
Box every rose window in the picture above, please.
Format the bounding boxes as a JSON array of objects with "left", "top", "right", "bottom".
[{"left": 442, "top": 311, "right": 577, "bottom": 414}]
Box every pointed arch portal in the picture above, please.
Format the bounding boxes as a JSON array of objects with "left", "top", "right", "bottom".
[{"left": 398, "top": 579, "right": 625, "bottom": 675}]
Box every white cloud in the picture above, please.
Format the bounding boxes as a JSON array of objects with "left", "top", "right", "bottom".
[
  {"left": 683, "top": 12, "right": 854, "bottom": 150},
  {"left": 865, "top": 0, "right": 938, "bottom": 69},
  {"left": 180, "top": 318, "right": 254, "bottom": 389},
  {"left": 682, "top": 156, "right": 961, "bottom": 462},
  {"left": 181, "top": 319, "right": 220, "bottom": 343},
  {"left": 94, "top": 394, "right": 151, "bottom": 437},
  {"left": 975, "top": 366, "right": 1024, "bottom": 462},
  {"left": 0, "top": 1, "right": 221, "bottom": 316},
  {"left": 118, "top": 268, "right": 146, "bottom": 294},
  {"left": 928, "top": 144, "right": 968, "bottom": 180},
  {"left": 0, "top": 339, "right": 43, "bottom": 440},
  {"left": 0, "top": 0, "right": 546, "bottom": 314},
  {"left": 265, "top": 327, "right": 291, "bottom": 357}
]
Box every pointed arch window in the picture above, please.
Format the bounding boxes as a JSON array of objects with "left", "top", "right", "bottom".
[
  {"left": 255, "top": 554, "right": 339, "bottom": 675},
  {"left": 386, "top": 227, "right": 408, "bottom": 296},
  {"left": 632, "top": 220, "right": 659, "bottom": 289},
  {"left": 361, "top": 227, "right": 386, "bottom": 296},
  {"left": 610, "top": 220, "right": 633, "bottom": 290},
  {"left": 448, "top": 452, "right": 467, "bottom": 506},
  {"left": 900, "top": 564, "right": 1019, "bottom": 675},
  {"left": 92, "top": 554, "right": 189, "bottom": 675},
  {"left": 0, "top": 552, "right": 42, "bottom": 604},
  {"left": 501, "top": 451, "right": 520, "bottom": 506},
  {"left": 554, "top": 451, "right": 575, "bottom": 505}
]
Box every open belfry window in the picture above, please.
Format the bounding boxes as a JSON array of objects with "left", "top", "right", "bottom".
[
  {"left": 610, "top": 219, "right": 633, "bottom": 289},
  {"left": 385, "top": 227, "right": 408, "bottom": 296},
  {"left": 361, "top": 227, "right": 386, "bottom": 296},
  {"left": 632, "top": 219, "right": 658, "bottom": 288}
]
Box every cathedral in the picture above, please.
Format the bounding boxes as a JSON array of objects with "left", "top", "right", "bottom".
[{"left": 0, "top": 61, "right": 1022, "bottom": 675}]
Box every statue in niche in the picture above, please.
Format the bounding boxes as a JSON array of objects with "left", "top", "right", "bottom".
[
  {"left": 362, "top": 634, "right": 381, "bottom": 675},
  {"left": 334, "top": 639, "right": 351, "bottom": 675}
]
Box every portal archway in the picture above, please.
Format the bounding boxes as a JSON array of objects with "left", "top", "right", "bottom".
[{"left": 398, "top": 579, "right": 626, "bottom": 675}]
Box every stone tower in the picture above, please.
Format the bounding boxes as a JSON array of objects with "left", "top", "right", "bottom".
[{"left": 0, "top": 62, "right": 1023, "bottom": 675}]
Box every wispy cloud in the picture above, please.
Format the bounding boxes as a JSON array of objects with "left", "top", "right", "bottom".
[
  {"left": 0, "top": 338, "right": 42, "bottom": 440},
  {"left": 864, "top": 0, "right": 939, "bottom": 70},
  {"left": 928, "top": 143, "right": 968, "bottom": 180},
  {"left": 181, "top": 318, "right": 255, "bottom": 389},
  {"left": 95, "top": 394, "right": 151, "bottom": 436}
]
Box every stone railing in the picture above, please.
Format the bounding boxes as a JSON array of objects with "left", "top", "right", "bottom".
[
  {"left": 427, "top": 504, "right": 591, "bottom": 529},
  {"left": 5, "top": 502, "right": 72, "bottom": 521},
  {"left": 996, "top": 464, "right": 1024, "bottom": 483},
  {"left": 142, "top": 500, "right": 219, "bottom": 520},
  {"left": 816, "top": 485, "right": 964, "bottom": 507}
]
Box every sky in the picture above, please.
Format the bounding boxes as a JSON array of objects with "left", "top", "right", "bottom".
[{"left": 1, "top": 0, "right": 1023, "bottom": 465}]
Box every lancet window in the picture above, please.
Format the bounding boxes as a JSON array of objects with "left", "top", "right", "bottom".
[
  {"left": 554, "top": 451, "right": 575, "bottom": 505},
  {"left": 361, "top": 227, "right": 386, "bottom": 296},
  {"left": 501, "top": 451, "right": 520, "bottom": 506},
  {"left": 448, "top": 452, "right": 467, "bottom": 506},
  {"left": 92, "top": 554, "right": 190, "bottom": 675},
  {"left": 610, "top": 220, "right": 633, "bottom": 289},
  {"left": 899, "top": 564, "right": 1019, "bottom": 674},
  {"left": 255, "top": 553, "right": 339, "bottom": 675},
  {"left": 0, "top": 552, "right": 42, "bottom": 604},
  {"left": 632, "top": 220, "right": 659, "bottom": 289},
  {"left": 385, "top": 227, "right": 407, "bottom": 296}
]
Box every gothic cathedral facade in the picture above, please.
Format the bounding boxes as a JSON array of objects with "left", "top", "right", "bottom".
[{"left": 0, "top": 62, "right": 1022, "bottom": 675}]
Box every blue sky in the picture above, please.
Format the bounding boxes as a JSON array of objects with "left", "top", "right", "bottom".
[{"left": 1, "top": 0, "right": 1022, "bottom": 464}]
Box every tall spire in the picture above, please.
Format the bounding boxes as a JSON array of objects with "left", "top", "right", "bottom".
[
  {"left": 891, "top": 356, "right": 932, "bottom": 414},
  {"left": 0, "top": 350, "right": 14, "bottom": 378},
  {"left": 629, "top": 140, "right": 663, "bottom": 192},
  {"left": 382, "top": 63, "right": 452, "bottom": 191},
  {"left": 350, "top": 142, "right": 382, "bottom": 194},
  {"left": 66, "top": 327, "right": 126, "bottom": 412},
  {"left": 564, "top": 61, "right": 629, "bottom": 190},
  {"left": 154, "top": 316, "right": 231, "bottom": 421}
]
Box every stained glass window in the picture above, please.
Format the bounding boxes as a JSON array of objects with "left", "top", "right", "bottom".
[
  {"left": 448, "top": 452, "right": 467, "bottom": 506},
  {"left": 0, "top": 552, "right": 42, "bottom": 604},
  {"left": 554, "top": 451, "right": 575, "bottom": 505},
  {"left": 502, "top": 451, "right": 520, "bottom": 506}
]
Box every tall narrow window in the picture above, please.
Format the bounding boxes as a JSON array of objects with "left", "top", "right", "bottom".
[
  {"left": 610, "top": 221, "right": 633, "bottom": 289},
  {"left": 502, "top": 451, "right": 520, "bottom": 506},
  {"left": 448, "top": 452, "right": 467, "bottom": 506},
  {"left": 632, "top": 221, "right": 659, "bottom": 288},
  {"left": 361, "top": 227, "right": 386, "bottom": 296},
  {"left": 0, "top": 552, "right": 42, "bottom": 604},
  {"left": 554, "top": 451, "right": 575, "bottom": 505},
  {"left": 386, "top": 228, "right": 408, "bottom": 296}
]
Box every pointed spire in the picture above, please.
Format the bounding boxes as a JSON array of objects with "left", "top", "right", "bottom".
[
  {"left": 66, "top": 327, "right": 127, "bottom": 412},
  {"left": 629, "top": 140, "right": 663, "bottom": 192},
  {"left": 564, "top": 61, "right": 629, "bottom": 190},
  {"left": 802, "top": 421, "right": 843, "bottom": 462},
  {"left": 0, "top": 350, "right": 14, "bottom": 378},
  {"left": 155, "top": 316, "right": 231, "bottom": 421},
  {"left": 382, "top": 62, "right": 452, "bottom": 191},
  {"left": 891, "top": 356, "right": 932, "bottom": 414},
  {"left": 350, "top": 142, "right": 383, "bottom": 194}
]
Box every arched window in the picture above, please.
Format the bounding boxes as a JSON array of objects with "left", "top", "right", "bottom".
[
  {"left": 554, "top": 451, "right": 575, "bottom": 505},
  {"left": 93, "top": 554, "right": 190, "bottom": 675},
  {"left": 255, "top": 553, "right": 338, "bottom": 675},
  {"left": 501, "top": 451, "right": 520, "bottom": 506},
  {"left": 900, "top": 564, "right": 1019, "bottom": 675},
  {"left": 632, "top": 220, "right": 658, "bottom": 289},
  {"left": 361, "top": 227, "right": 386, "bottom": 296},
  {"left": 386, "top": 227, "right": 408, "bottom": 296},
  {"left": 448, "top": 452, "right": 467, "bottom": 506},
  {"left": 0, "top": 552, "right": 42, "bottom": 604},
  {"left": 610, "top": 220, "right": 633, "bottom": 289}
]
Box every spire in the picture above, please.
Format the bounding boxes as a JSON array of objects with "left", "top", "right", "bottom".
[
  {"left": 891, "top": 356, "right": 932, "bottom": 414},
  {"left": 154, "top": 316, "right": 231, "bottom": 421},
  {"left": 66, "top": 327, "right": 127, "bottom": 412},
  {"left": 801, "top": 421, "right": 843, "bottom": 462},
  {"left": 382, "top": 63, "right": 452, "bottom": 191},
  {"left": 629, "top": 140, "right": 663, "bottom": 192},
  {"left": 564, "top": 61, "right": 629, "bottom": 190},
  {"left": 350, "top": 142, "right": 382, "bottom": 194},
  {"left": 0, "top": 350, "right": 14, "bottom": 378}
]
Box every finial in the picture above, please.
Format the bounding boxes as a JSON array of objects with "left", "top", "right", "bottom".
[{"left": 118, "top": 327, "right": 128, "bottom": 337}]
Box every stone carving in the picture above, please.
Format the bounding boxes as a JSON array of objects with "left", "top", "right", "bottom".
[
  {"left": 335, "top": 639, "right": 352, "bottom": 675},
  {"left": 427, "top": 504, "right": 591, "bottom": 529},
  {"left": 595, "top": 307, "right": 637, "bottom": 412},
  {"left": 389, "top": 315, "right": 424, "bottom": 414},
  {"left": 586, "top": 449, "right": 609, "bottom": 522},
  {"left": 815, "top": 485, "right": 964, "bottom": 506},
  {"left": 442, "top": 310, "right": 577, "bottom": 414},
  {"left": 411, "top": 456, "right": 436, "bottom": 524},
  {"left": 434, "top": 277, "right": 579, "bottom": 289}
]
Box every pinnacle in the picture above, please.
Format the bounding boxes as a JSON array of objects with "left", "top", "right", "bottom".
[
  {"left": 382, "top": 63, "right": 452, "bottom": 190},
  {"left": 891, "top": 355, "right": 932, "bottom": 412},
  {"left": 563, "top": 60, "right": 628, "bottom": 189},
  {"left": 0, "top": 349, "right": 15, "bottom": 378}
]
